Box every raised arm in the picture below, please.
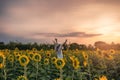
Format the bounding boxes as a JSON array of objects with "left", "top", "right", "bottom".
[
  {"left": 62, "top": 39, "right": 67, "bottom": 46},
  {"left": 53, "top": 38, "right": 58, "bottom": 44},
  {"left": 55, "top": 38, "right": 58, "bottom": 43},
  {"left": 53, "top": 38, "right": 58, "bottom": 51}
]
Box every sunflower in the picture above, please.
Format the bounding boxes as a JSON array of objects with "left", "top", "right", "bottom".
[
  {"left": 106, "top": 55, "right": 113, "bottom": 60},
  {"left": 7, "top": 54, "right": 14, "bottom": 62},
  {"left": 33, "top": 53, "right": 41, "bottom": 62},
  {"left": 15, "top": 48, "right": 19, "bottom": 51},
  {"left": 17, "top": 75, "right": 28, "bottom": 80},
  {"left": 32, "top": 48, "right": 37, "bottom": 52},
  {"left": 0, "top": 63, "right": 3, "bottom": 69},
  {"left": 82, "top": 52, "right": 88, "bottom": 60},
  {"left": 72, "top": 58, "right": 80, "bottom": 70},
  {"left": 76, "top": 49, "right": 79, "bottom": 52},
  {"left": 99, "top": 75, "right": 108, "bottom": 80},
  {"left": 14, "top": 51, "right": 21, "bottom": 60},
  {"left": 19, "top": 55, "right": 29, "bottom": 67},
  {"left": 96, "top": 48, "right": 100, "bottom": 52},
  {"left": 0, "top": 51, "right": 4, "bottom": 55},
  {"left": 69, "top": 56, "right": 75, "bottom": 63},
  {"left": 55, "top": 59, "right": 65, "bottom": 69},
  {"left": 46, "top": 52, "right": 51, "bottom": 58},
  {"left": 0, "top": 53, "right": 5, "bottom": 69},
  {"left": 44, "top": 58, "right": 49, "bottom": 65},
  {"left": 19, "top": 51, "right": 23, "bottom": 55},
  {"left": 109, "top": 49, "right": 115, "bottom": 55},
  {"left": 14, "top": 51, "right": 20, "bottom": 56},
  {"left": 26, "top": 49, "right": 29, "bottom": 53},
  {"left": 51, "top": 57, "right": 57, "bottom": 64},
  {"left": 0, "top": 53, "right": 5, "bottom": 63},
  {"left": 4, "top": 49, "right": 10, "bottom": 56},
  {"left": 83, "top": 60, "right": 88, "bottom": 67},
  {"left": 15, "top": 54, "right": 21, "bottom": 60},
  {"left": 27, "top": 52, "right": 34, "bottom": 60}
]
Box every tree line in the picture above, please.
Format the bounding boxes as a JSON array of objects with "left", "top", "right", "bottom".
[{"left": 0, "top": 41, "right": 120, "bottom": 50}]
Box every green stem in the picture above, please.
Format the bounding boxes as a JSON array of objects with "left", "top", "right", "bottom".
[
  {"left": 72, "top": 70, "right": 74, "bottom": 80},
  {"left": 79, "top": 69, "right": 82, "bottom": 80},
  {"left": 60, "top": 68, "right": 63, "bottom": 80},
  {"left": 12, "top": 61, "right": 14, "bottom": 67},
  {"left": 4, "top": 59, "right": 7, "bottom": 80},
  {"left": 36, "top": 62, "right": 39, "bottom": 80},
  {"left": 24, "top": 65, "right": 27, "bottom": 77},
  {"left": 113, "top": 60, "right": 118, "bottom": 78},
  {"left": 102, "top": 58, "right": 108, "bottom": 75},
  {"left": 4, "top": 67, "right": 7, "bottom": 80},
  {"left": 80, "top": 74, "right": 82, "bottom": 80},
  {"left": 87, "top": 58, "right": 92, "bottom": 80}
]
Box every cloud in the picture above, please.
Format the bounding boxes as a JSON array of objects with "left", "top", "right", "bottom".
[
  {"left": 33, "top": 32, "right": 102, "bottom": 38},
  {"left": 1, "top": 0, "right": 120, "bottom": 18},
  {"left": 0, "top": 32, "right": 49, "bottom": 43},
  {"left": 0, "top": 32, "right": 23, "bottom": 43}
]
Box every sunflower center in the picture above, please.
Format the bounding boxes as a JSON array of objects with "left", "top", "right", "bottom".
[
  {"left": 57, "top": 60, "right": 63, "bottom": 66},
  {"left": 15, "top": 52, "right": 19, "bottom": 56},
  {"left": 74, "top": 61, "right": 77, "bottom": 66},
  {"left": 19, "top": 77, "right": 26, "bottom": 80},
  {"left": 9, "top": 55, "right": 13, "bottom": 58},
  {"left": 45, "top": 60, "right": 48, "bottom": 63},
  {"left": 35, "top": 55, "right": 39, "bottom": 60},
  {"left": 16, "top": 55, "right": 20, "bottom": 59},
  {"left": 21, "top": 57, "right": 27, "bottom": 63},
  {"left": 53, "top": 58, "right": 55, "bottom": 62},
  {"left": 47, "top": 54, "right": 50, "bottom": 56},
  {"left": 30, "top": 54, "right": 33, "bottom": 58}
]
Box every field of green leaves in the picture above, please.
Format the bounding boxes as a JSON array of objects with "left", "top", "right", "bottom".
[{"left": 0, "top": 48, "right": 120, "bottom": 80}]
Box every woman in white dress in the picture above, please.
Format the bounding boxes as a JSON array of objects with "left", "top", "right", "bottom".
[{"left": 53, "top": 38, "right": 67, "bottom": 59}]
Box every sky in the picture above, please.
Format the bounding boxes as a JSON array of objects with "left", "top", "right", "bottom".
[{"left": 0, "top": 0, "right": 120, "bottom": 45}]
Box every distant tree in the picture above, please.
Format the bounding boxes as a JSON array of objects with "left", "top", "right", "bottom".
[
  {"left": 0, "top": 42, "right": 4, "bottom": 45},
  {"left": 1, "top": 40, "right": 120, "bottom": 50},
  {"left": 88, "top": 44, "right": 94, "bottom": 50},
  {"left": 94, "top": 41, "right": 109, "bottom": 50},
  {"left": 69, "top": 43, "right": 79, "bottom": 50},
  {"left": 0, "top": 42, "right": 5, "bottom": 49}
]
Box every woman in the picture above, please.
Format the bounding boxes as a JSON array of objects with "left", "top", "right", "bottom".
[{"left": 53, "top": 38, "right": 67, "bottom": 59}]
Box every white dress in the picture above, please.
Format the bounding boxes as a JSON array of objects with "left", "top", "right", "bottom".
[{"left": 55, "top": 44, "right": 63, "bottom": 59}]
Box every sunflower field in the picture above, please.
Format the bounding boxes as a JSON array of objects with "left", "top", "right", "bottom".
[{"left": 0, "top": 48, "right": 120, "bottom": 80}]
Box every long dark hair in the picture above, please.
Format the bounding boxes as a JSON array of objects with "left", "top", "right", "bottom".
[{"left": 56, "top": 44, "right": 60, "bottom": 51}]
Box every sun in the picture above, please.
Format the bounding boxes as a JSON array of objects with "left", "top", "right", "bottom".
[
  {"left": 96, "top": 16, "right": 115, "bottom": 35},
  {"left": 97, "top": 27, "right": 113, "bottom": 35}
]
